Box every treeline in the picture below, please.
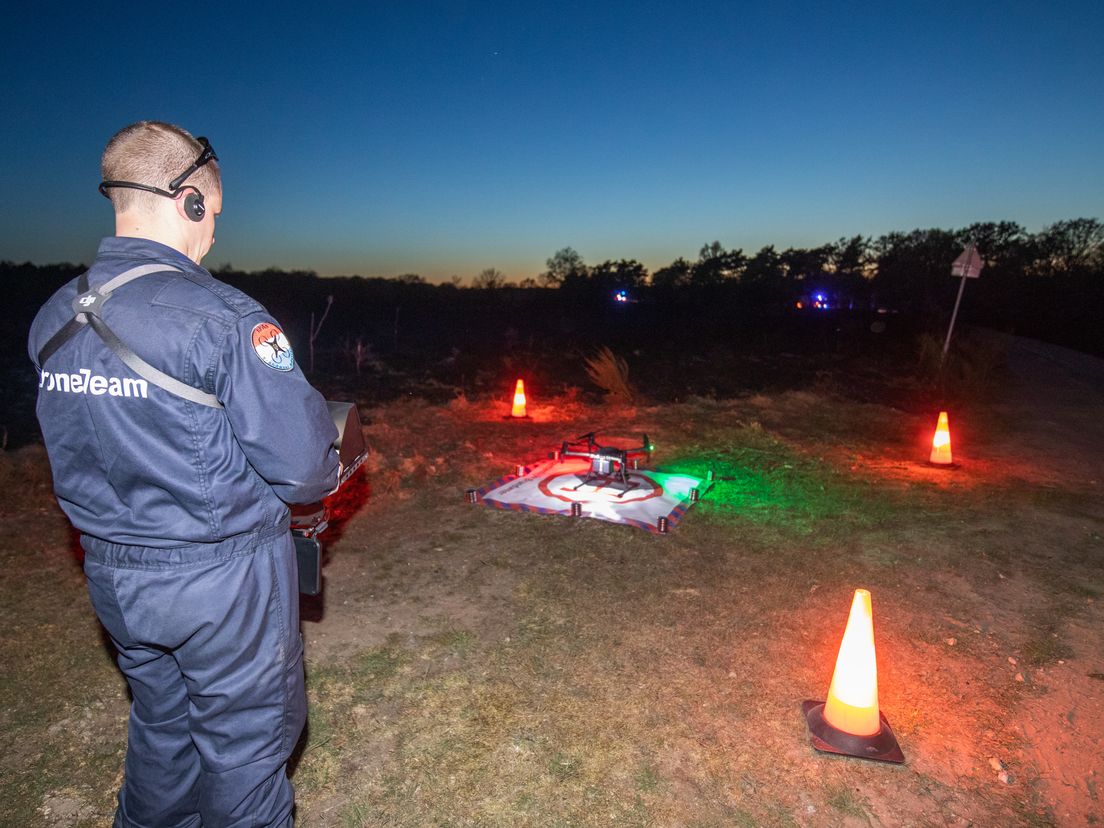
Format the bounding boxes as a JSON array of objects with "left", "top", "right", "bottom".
[
  {"left": 8, "top": 218, "right": 1104, "bottom": 358},
  {"left": 455, "top": 218, "right": 1104, "bottom": 357},
  {"left": 539, "top": 218, "right": 1104, "bottom": 354}
]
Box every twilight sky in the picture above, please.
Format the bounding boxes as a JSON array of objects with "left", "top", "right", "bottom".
[{"left": 2, "top": 1, "right": 1101, "bottom": 282}]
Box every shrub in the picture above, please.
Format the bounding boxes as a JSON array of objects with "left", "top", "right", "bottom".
[{"left": 584, "top": 346, "right": 636, "bottom": 403}]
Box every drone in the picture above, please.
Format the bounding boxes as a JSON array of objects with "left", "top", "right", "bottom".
[{"left": 558, "top": 432, "right": 654, "bottom": 496}]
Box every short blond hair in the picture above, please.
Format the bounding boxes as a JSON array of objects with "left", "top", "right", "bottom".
[{"left": 101, "top": 121, "right": 221, "bottom": 213}]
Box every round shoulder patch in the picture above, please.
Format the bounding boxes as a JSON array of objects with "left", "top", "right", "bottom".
[{"left": 250, "top": 322, "right": 295, "bottom": 372}]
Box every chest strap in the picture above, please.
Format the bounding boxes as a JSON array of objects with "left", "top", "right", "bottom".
[{"left": 37, "top": 264, "right": 223, "bottom": 409}]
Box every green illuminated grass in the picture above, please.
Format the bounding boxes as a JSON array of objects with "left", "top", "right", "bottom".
[{"left": 662, "top": 425, "right": 899, "bottom": 535}]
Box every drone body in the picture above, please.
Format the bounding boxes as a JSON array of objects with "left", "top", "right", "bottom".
[{"left": 558, "top": 432, "right": 653, "bottom": 496}]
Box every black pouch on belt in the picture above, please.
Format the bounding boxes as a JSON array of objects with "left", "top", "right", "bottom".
[{"left": 293, "top": 534, "right": 322, "bottom": 596}]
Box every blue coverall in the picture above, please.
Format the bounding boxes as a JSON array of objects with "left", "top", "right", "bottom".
[{"left": 28, "top": 237, "right": 340, "bottom": 827}]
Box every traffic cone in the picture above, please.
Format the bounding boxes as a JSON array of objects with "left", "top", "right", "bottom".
[
  {"left": 929, "top": 411, "right": 954, "bottom": 466},
  {"left": 507, "top": 378, "right": 530, "bottom": 419},
  {"left": 802, "top": 589, "right": 904, "bottom": 764}
]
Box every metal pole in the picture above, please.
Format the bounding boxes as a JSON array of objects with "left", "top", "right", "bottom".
[{"left": 941, "top": 274, "right": 968, "bottom": 365}]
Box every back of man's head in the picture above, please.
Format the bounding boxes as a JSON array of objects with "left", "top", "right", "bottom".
[{"left": 101, "top": 121, "right": 221, "bottom": 214}]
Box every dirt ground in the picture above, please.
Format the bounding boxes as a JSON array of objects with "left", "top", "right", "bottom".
[
  {"left": 282, "top": 337, "right": 1101, "bottom": 826},
  {"left": 972, "top": 337, "right": 1104, "bottom": 824},
  {"left": 2, "top": 334, "right": 1102, "bottom": 827}
]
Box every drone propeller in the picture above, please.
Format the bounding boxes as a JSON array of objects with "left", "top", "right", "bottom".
[
  {"left": 563, "top": 431, "right": 654, "bottom": 454},
  {"left": 621, "top": 433, "right": 654, "bottom": 457}
]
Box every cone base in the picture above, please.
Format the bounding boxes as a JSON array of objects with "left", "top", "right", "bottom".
[
  {"left": 926, "top": 460, "right": 959, "bottom": 469},
  {"left": 503, "top": 414, "right": 532, "bottom": 420},
  {"left": 802, "top": 700, "right": 905, "bottom": 764}
]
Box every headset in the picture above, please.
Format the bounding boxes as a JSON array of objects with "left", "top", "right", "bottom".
[
  {"left": 99, "top": 136, "right": 217, "bottom": 223},
  {"left": 98, "top": 180, "right": 206, "bottom": 221}
]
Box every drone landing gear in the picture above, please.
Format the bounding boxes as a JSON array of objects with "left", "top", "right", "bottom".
[{"left": 571, "top": 470, "right": 638, "bottom": 497}]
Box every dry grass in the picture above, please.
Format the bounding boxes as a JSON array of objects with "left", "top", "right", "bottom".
[
  {"left": 917, "top": 327, "right": 1014, "bottom": 401},
  {"left": 585, "top": 346, "right": 636, "bottom": 404}
]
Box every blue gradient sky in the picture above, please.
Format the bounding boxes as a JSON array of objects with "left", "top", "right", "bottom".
[{"left": 2, "top": 1, "right": 1101, "bottom": 282}]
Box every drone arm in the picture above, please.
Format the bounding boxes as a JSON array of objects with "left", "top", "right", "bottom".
[{"left": 561, "top": 448, "right": 594, "bottom": 461}]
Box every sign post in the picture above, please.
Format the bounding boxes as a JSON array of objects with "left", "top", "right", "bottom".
[{"left": 942, "top": 243, "right": 984, "bottom": 364}]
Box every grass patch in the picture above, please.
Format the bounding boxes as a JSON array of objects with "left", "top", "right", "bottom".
[
  {"left": 635, "top": 763, "right": 661, "bottom": 793},
  {"left": 824, "top": 782, "right": 869, "bottom": 819},
  {"left": 6, "top": 386, "right": 1104, "bottom": 826},
  {"left": 662, "top": 425, "right": 905, "bottom": 537},
  {"left": 428, "top": 627, "right": 478, "bottom": 659}
]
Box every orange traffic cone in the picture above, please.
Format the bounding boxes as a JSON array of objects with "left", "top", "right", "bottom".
[
  {"left": 507, "top": 378, "right": 530, "bottom": 419},
  {"left": 929, "top": 411, "right": 954, "bottom": 466},
  {"left": 802, "top": 589, "right": 904, "bottom": 763}
]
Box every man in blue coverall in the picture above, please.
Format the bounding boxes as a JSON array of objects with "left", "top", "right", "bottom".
[{"left": 28, "top": 121, "right": 340, "bottom": 826}]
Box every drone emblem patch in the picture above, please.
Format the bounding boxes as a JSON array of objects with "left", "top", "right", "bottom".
[{"left": 250, "top": 322, "right": 294, "bottom": 372}]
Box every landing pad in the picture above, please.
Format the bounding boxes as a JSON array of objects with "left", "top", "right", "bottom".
[{"left": 471, "top": 457, "right": 704, "bottom": 533}]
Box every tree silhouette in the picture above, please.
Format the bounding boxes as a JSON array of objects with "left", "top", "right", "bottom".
[
  {"left": 651, "top": 257, "right": 692, "bottom": 290},
  {"left": 691, "top": 241, "right": 745, "bottom": 286},
  {"left": 871, "top": 229, "right": 960, "bottom": 317},
  {"left": 472, "top": 268, "right": 507, "bottom": 289},
  {"left": 832, "top": 236, "right": 872, "bottom": 279},
  {"left": 541, "top": 247, "right": 587, "bottom": 286},
  {"left": 740, "top": 245, "right": 786, "bottom": 303},
  {"left": 589, "top": 259, "right": 648, "bottom": 293},
  {"left": 1035, "top": 218, "right": 1104, "bottom": 275}
]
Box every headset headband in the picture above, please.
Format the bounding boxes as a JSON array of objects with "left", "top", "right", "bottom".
[
  {"left": 98, "top": 180, "right": 179, "bottom": 199},
  {"left": 98, "top": 136, "right": 217, "bottom": 200}
]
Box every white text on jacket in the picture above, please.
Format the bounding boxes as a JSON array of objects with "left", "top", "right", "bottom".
[{"left": 39, "top": 369, "right": 148, "bottom": 398}]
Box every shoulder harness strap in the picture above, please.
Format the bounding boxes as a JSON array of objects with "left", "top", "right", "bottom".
[{"left": 37, "top": 264, "right": 223, "bottom": 409}]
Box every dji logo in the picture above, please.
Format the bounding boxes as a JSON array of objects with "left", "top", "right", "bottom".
[{"left": 78, "top": 295, "right": 98, "bottom": 307}]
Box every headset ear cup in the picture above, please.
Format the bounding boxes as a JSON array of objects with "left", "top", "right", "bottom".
[{"left": 183, "top": 192, "right": 205, "bottom": 222}]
